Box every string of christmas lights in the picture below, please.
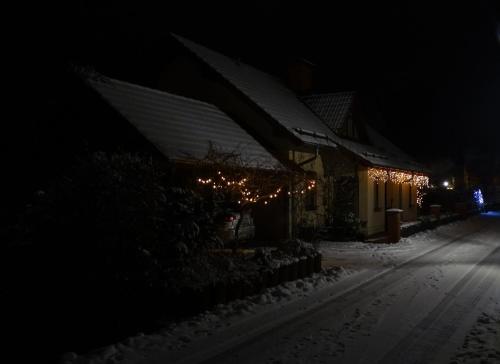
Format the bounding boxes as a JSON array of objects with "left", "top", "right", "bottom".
[
  {"left": 368, "top": 167, "right": 429, "bottom": 207},
  {"left": 197, "top": 171, "right": 316, "bottom": 206},
  {"left": 368, "top": 167, "right": 428, "bottom": 187},
  {"left": 416, "top": 188, "right": 426, "bottom": 207}
]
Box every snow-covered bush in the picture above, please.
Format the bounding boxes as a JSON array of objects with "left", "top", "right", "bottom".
[
  {"left": 278, "top": 239, "right": 319, "bottom": 258},
  {"left": 253, "top": 247, "right": 274, "bottom": 266}
]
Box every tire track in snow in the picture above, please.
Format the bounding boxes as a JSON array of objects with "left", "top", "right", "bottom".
[{"left": 378, "top": 246, "right": 500, "bottom": 364}]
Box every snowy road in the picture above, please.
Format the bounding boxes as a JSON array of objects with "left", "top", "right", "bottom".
[
  {"left": 67, "top": 213, "right": 500, "bottom": 364},
  {"left": 177, "top": 213, "right": 500, "bottom": 364}
]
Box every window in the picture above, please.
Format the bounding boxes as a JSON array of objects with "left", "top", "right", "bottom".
[
  {"left": 409, "top": 184, "right": 413, "bottom": 208},
  {"left": 374, "top": 181, "right": 380, "bottom": 211},
  {"left": 399, "top": 183, "right": 403, "bottom": 209}
]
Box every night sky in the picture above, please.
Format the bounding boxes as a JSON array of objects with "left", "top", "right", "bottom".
[{"left": 15, "top": 1, "right": 500, "bottom": 164}]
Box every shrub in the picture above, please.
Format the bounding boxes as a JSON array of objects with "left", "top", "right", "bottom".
[
  {"left": 321, "top": 211, "right": 361, "bottom": 241},
  {"left": 11, "top": 152, "right": 222, "bottom": 294},
  {"left": 278, "top": 239, "right": 319, "bottom": 258}
]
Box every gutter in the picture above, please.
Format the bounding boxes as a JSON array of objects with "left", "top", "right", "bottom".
[{"left": 297, "top": 144, "right": 320, "bottom": 166}]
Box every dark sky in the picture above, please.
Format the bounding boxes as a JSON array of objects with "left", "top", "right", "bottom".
[{"left": 18, "top": 1, "right": 500, "bottom": 163}]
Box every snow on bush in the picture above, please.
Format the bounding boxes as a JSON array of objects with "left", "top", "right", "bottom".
[{"left": 278, "top": 239, "right": 319, "bottom": 258}]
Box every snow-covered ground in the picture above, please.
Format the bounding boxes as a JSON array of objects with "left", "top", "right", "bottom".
[
  {"left": 450, "top": 309, "right": 500, "bottom": 363},
  {"left": 62, "top": 213, "right": 500, "bottom": 364},
  {"left": 319, "top": 217, "right": 481, "bottom": 270}
]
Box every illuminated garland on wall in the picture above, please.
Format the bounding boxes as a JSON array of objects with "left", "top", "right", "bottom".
[
  {"left": 197, "top": 171, "right": 316, "bottom": 206},
  {"left": 368, "top": 167, "right": 429, "bottom": 207}
]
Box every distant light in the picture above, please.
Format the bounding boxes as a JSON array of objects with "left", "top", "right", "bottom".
[
  {"left": 442, "top": 181, "right": 449, "bottom": 187},
  {"left": 473, "top": 189, "right": 484, "bottom": 206}
]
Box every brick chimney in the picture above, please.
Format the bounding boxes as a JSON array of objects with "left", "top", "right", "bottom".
[{"left": 286, "top": 58, "right": 315, "bottom": 95}]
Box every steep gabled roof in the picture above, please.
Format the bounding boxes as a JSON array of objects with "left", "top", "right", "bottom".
[
  {"left": 303, "top": 92, "right": 428, "bottom": 173},
  {"left": 86, "top": 75, "right": 282, "bottom": 169},
  {"left": 172, "top": 34, "right": 340, "bottom": 148}
]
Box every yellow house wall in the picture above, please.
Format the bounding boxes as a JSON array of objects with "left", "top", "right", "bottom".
[
  {"left": 402, "top": 184, "right": 418, "bottom": 221},
  {"left": 385, "top": 181, "right": 418, "bottom": 222},
  {"left": 371, "top": 182, "right": 386, "bottom": 234},
  {"left": 289, "top": 150, "right": 326, "bottom": 230},
  {"left": 358, "top": 167, "right": 386, "bottom": 236},
  {"left": 359, "top": 167, "right": 420, "bottom": 236}
]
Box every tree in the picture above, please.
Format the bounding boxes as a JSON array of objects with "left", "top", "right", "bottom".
[{"left": 194, "top": 144, "right": 316, "bottom": 243}]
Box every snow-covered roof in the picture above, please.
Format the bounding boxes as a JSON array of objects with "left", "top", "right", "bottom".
[
  {"left": 363, "top": 124, "right": 411, "bottom": 159},
  {"left": 172, "top": 34, "right": 340, "bottom": 149},
  {"left": 87, "top": 75, "right": 282, "bottom": 169},
  {"left": 302, "top": 92, "right": 428, "bottom": 173},
  {"left": 338, "top": 138, "right": 425, "bottom": 172}
]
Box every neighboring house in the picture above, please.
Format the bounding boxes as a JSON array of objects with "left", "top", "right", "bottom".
[
  {"left": 158, "top": 34, "right": 429, "bottom": 238},
  {"left": 302, "top": 92, "right": 429, "bottom": 236},
  {"left": 82, "top": 73, "right": 289, "bottom": 240},
  {"left": 159, "top": 34, "right": 345, "bottom": 238}
]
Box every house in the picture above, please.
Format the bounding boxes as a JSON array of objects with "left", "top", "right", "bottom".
[
  {"left": 81, "top": 73, "right": 296, "bottom": 240},
  {"left": 157, "top": 35, "right": 429, "bottom": 238},
  {"left": 158, "top": 34, "right": 346, "bottom": 239},
  {"left": 302, "top": 92, "right": 430, "bottom": 236}
]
